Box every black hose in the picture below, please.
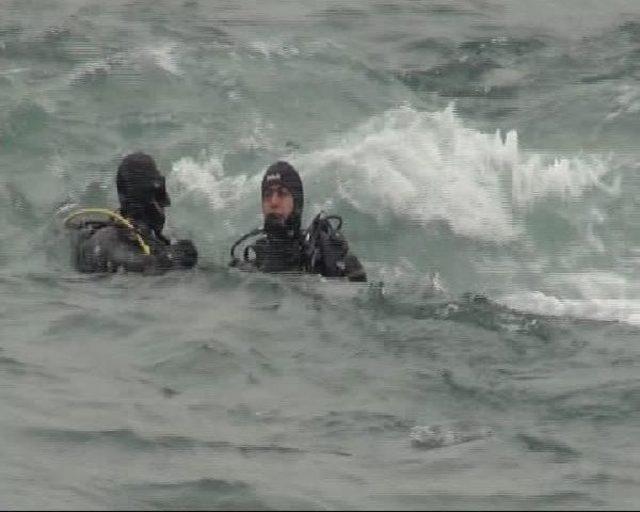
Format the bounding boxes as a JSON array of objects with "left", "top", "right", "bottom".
[{"left": 230, "top": 228, "right": 263, "bottom": 262}]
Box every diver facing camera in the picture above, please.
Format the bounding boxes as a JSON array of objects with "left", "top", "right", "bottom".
[
  {"left": 65, "top": 152, "right": 197, "bottom": 274},
  {"left": 230, "top": 161, "right": 366, "bottom": 282}
]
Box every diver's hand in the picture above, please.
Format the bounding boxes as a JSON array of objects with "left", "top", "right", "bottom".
[{"left": 166, "top": 239, "right": 198, "bottom": 269}]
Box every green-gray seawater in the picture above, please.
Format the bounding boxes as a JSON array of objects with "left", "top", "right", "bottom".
[{"left": 2, "top": 1, "right": 640, "bottom": 509}]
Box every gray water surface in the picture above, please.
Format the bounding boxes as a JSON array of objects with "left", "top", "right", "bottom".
[{"left": 2, "top": 1, "right": 640, "bottom": 509}]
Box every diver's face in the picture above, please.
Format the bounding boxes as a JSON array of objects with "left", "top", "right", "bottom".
[{"left": 262, "top": 185, "right": 294, "bottom": 223}]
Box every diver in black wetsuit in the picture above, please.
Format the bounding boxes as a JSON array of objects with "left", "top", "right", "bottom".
[
  {"left": 67, "top": 152, "right": 197, "bottom": 274},
  {"left": 230, "top": 161, "right": 366, "bottom": 282}
]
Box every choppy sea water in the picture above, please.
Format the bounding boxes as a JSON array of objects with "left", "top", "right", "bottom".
[{"left": 2, "top": 0, "right": 640, "bottom": 509}]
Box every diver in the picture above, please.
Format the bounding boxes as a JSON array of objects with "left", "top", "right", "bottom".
[
  {"left": 65, "top": 152, "right": 198, "bottom": 274},
  {"left": 229, "top": 161, "right": 366, "bottom": 282}
]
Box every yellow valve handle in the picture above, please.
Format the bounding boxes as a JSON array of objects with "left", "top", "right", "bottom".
[{"left": 63, "top": 208, "right": 151, "bottom": 256}]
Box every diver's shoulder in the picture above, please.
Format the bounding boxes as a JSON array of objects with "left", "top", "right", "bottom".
[{"left": 85, "top": 222, "right": 122, "bottom": 241}]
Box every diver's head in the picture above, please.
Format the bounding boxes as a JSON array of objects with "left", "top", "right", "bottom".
[
  {"left": 261, "top": 161, "right": 303, "bottom": 237},
  {"left": 116, "top": 152, "right": 170, "bottom": 235}
]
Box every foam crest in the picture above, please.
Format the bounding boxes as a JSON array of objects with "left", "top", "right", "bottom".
[
  {"left": 143, "top": 42, "right": 183, "bottom": 76},
  {"left": 293, "top": 106, "right": 517, "bottom": 241},
  {"left": 500, "top": 271, "right": 640, "bottom": 325},
  {"left": 68, "top": 41, "right": 183, "bottom": 84},
  {"left": 410, "top": 424, "right": 493, "bottom": 449},
  {"left": 294, "top": 106, "right": 613, "bottom": 242},
  {"left": 169, "top": 155, "right": 256, "bottom": 212},
  {"left": 606, "top": 84, "right": 640, "bottom": 121},
  {"left": 247, "top": 40, "right": 300, "bottom": 59},
  {"left": 246, "top": 37, "right": 343, "bottom": 60},
  {"left": 500, "top": 291, "right": 640, "bottom": 326},
  {"left": 512, "top": 152, "right": 617, "bottom": 207}
]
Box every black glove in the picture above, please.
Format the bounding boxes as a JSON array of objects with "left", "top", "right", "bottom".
[{"left": 167, "top": 239, "right": 198, "bottom": 269}]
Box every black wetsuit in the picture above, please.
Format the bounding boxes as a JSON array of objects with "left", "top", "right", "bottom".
[
  {"left": 71, "top": 220, "right": 197, "bottom": 274},
  {"left": 232, "top": 227, "right": 367, "bottom": 282}
]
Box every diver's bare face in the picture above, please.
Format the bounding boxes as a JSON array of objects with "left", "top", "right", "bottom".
[{"left": 262, "top": 185, "right": 294, "bottom": 224}]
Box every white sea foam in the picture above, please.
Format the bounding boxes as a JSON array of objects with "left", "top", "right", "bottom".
[
  {"left": 68, "top": 42, "right": 183, "bottom": 84},
  {"left": 410, "top": 424, "right": 494, "bottom": 449},
  {"left": 246, "top": 38, "right": 341, "bottom": 60},
  {"left": 143, "top": 42, "right": 183, "bottom": 76},
  {"left": 169, "top": 154, "right": 256, "bottom": 212},
  {"left": 606, "top": 84, "right": 640, "bottom": 121},
  {"left": 511, "top": 151, "right": 618, "bottom": 206},
  {"left": 293, "top": 105, "right": 614, "bottom": 242},
  {"left": 247, "top": 40, "right": 300, "bottom": 59},
  {"left": 500, "top": 271, "right": 640, "bottom": 325}
]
